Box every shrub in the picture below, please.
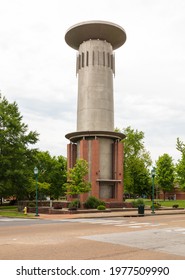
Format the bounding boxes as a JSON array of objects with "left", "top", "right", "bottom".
[
  {"left": 154, "top": 202, "right": 161, "bottom": 208},
  {"left": 97, "top": 205, "right": 106, "bottom": 211},
  {"left": 28, "top": 202, "right": 36, "bottom": 207},
  {"left": 68, "top": 199, "right": 80, "bottom": 209},
  {"left": 132, "top": 198, "right": 145, "bottom": 208},
  {"left": 84, "top": 196, "right": 105, "bottom": 209},
  {"left": 151, "top": 203, "right": 161, "bottom": 209}
]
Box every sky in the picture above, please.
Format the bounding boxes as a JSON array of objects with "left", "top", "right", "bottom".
[{"left": 0, "top": 0, "right": 185, "bottom": 164}]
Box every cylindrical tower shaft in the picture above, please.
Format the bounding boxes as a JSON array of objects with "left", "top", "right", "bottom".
[{"left": 77, "top": 40, "right": 114, "bottom": 131}]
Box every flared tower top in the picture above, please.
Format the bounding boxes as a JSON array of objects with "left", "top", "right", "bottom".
[{"left": 65, "top": 20, "right": 126, "bottom": 50}]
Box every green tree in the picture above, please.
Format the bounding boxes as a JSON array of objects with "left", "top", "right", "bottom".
[
  {"left": 176, "top": 138, "right": 185, "bottom": 190},
  {"left": 176, "top": 137, "right": 185, "bottom": 154},
  {"left": 0, "top": 95, "right": 39, "bottom": 201},
  {"left": 155, "top": 153, "right": 175, "bottom": 200},
  {"left": 65, "top": 159, "right": 91, "bottom": 207},
  {"left": 49, "top": 155, "right": 67, "bottom": 199},
  {"left": 126, "top": 157, "right": 152, "bottom": 197},
  {"left": 31, "top": 151, "right": 67, "bottom": 200},
  {"left": 117, "top": 126, "right": 152, "bottom": 197}
]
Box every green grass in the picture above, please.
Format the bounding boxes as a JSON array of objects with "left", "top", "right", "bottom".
[
  {"left": 0, "top": 206, "right": 35, "bottom": 218},
  {"left": 126, "top": 199, "right": 185, "bottom": 208},
  {"left": 0, "top": 205, "right": 17, "bottom": 210},
  {"left": 146, "top": 200, "right": 185, "bottom": 208}
]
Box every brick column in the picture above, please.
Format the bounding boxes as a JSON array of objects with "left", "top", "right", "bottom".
[
  {"left": 91, "top": 139, "right": 100, "bottom": 198},
  {"left": 113, "top": 141, "right": 124, "bottom": 202},
  {"left": 67, "top": 143, "right": 77, "bottom": 169},
  {"left": 66, "top": 143, "right": 77, "bottom": 201},
  {"left": 79, "top": 139, "right": 89, "bottom": 203},
  {"left": 79, "top": 139, "right": 88, "bottom": 160},
  {"left": 117, "top": 141, "right": 123, "bottom": 202}
]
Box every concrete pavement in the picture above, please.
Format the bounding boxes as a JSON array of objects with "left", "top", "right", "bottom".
[
  {"left": 1, "top": 208, "right": 185, "bottom": 260},
  {"left": 37, "top": 207, "right": 185, "bottom": 220}
]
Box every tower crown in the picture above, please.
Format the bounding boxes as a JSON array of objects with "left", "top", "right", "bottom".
[{"left": 65, "top": 20, "right": 126, "bottom": 50}]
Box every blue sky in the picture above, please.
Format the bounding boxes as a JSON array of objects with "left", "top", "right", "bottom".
[{"left": 0, "top": 0, "right": 185, "bottom": 164}]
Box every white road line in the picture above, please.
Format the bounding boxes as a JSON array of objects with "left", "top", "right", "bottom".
[
  {"left": 66, "top": 219, "right": 163, "bottom": 229},
  {"left": 164, "top": 228, "right": 185, "bottom": 235},
  {"left": 174, "top": 228, "right": 185, "bottom": 232},
  {"left": 129, "top": 226, "right": 142, "bottom": 228},
  {"left": 0, "top": 218, "right": 30, "bottom": 222},
  {"left": 128, "top": 222, "right": 151, "bottom": 225},
  {"left": 61, "top": 218, "right": 165, "bottom": 231}
]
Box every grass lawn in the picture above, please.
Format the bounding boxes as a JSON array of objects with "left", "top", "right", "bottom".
[
  {"left": 0, "top": 205, "right": 35, "bottom": 218},
  {"left": 0, "top": 205, "right": 18, "bottom": 210},
  {"left": 145, "top": 200, "right": 185, "bottom": 208},
  {"left": 126, "top": 199, "right": 185, "bottom": 208}
]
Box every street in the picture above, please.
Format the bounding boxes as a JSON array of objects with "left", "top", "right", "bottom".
[{"left": 0, "top": 214, "right": 185, "bottom": 260}]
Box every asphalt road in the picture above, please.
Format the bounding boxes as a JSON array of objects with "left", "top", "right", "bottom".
[{"left": 0, "top": 214, "right": 185, "bottom": 260}]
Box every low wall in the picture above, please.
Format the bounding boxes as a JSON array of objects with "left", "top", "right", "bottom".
[
  {"left": 19, "top": 200, "right": 127, "bottom": 214},
  {"left": 18, "top": 200, "right": 70, "bottom": 211}
]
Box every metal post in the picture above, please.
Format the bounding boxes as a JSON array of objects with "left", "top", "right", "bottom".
[
  {"left": 34, "top": 167, "right": 39, "bottom": 217},
  {"left": 151, "top": 167, "right": 155, "bottom": 215}
]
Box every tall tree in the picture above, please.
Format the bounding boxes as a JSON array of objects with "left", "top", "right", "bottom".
[
  {"left": 117, "top": 126, "right": 152, "bottom": 197},
  {"left": 49, "top": 155, "right": 67, "bottom": 199},
  {"left": 0, "top": 95, "right": 39, "bottom": 200},
  {"left": 32, "top": 151, "right": 67, "bottom": 200},
  {"left": 176, "top": 138, "right": 185, "bottom": 190},
  {"left": 155, "top": 153, "right": 175, "bottom": 200},
  {"left": 65, "top": 159, "right": 91, "bottom": 207}
]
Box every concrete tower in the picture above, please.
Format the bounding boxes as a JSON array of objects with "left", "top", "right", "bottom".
[{"left": 65, "top": 21, "right": 126, "bottom": 207}]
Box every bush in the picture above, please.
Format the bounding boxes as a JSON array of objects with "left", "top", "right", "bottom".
[
  {"left": 28, "top": 202, "right": 36, "bottom": 207},
  {"left": 97, "top": 205, "right": 106, "bottom": 211},
  {"left": 151, "top": 202, "right": 161, "bottom": 209},
  {"left": 84, "top": 196, "right": 105, "bottom": 209},
  {"left": 132, "top": 198, "right": 145, "bottom": 208},
  {"left": 68, "top": 199, "right": 80, "bottom": 209}
]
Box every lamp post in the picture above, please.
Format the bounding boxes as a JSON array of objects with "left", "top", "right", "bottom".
[
  {"left": 34, "top": 166, "right": 39, "bottom": 217},
  {"left": 151, "top": 166, "right": 156, "bottom": 215}
]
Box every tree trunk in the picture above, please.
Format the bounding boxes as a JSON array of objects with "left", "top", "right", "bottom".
[{"left": 163, "top": 191, "right": 166, "bottom": 201}]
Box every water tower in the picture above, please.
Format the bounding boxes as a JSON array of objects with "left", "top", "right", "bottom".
[{"left": 65, "top": 21, "right": 126, "bottom": 206}]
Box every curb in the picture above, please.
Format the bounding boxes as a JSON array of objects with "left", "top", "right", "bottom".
[{"left": 37, "top": 209, "right": 185, "bottom": 220}]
